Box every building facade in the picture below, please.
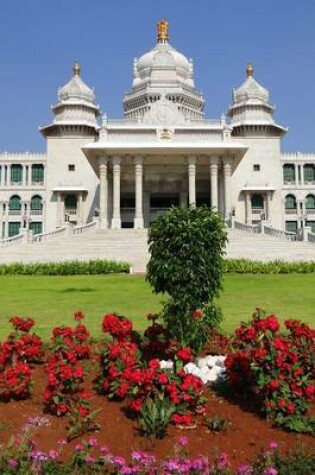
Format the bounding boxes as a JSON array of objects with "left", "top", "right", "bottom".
[{"left": 1, "top": 20, "right": 315, "bottom": 238}]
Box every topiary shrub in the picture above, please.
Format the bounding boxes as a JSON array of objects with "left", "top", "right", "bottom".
[{"left": 146, "top": 206, "right": 227, "bottom": 351}]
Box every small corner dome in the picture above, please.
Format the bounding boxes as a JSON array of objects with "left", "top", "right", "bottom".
[
  {"left": 233, "top": 62, "right": 269, "bottom": 104},
  {"left": 136, "top": 20, "right": 191, "bottom": 80},
  {"left": 58, "top": 62, "right": 95, "bottom": 104}
]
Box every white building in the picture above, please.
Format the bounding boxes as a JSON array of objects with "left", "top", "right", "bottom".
[{"left": 1, "top": 20, "right": 315, "bottom": 238}]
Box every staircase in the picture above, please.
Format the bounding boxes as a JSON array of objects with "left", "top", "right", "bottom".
[{"left": 0, "top": 227, "right": 314, "bottom": 273}]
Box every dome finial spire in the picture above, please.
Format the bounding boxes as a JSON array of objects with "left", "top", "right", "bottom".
[
  {"left": 157, "top": 19, "right": 169, "bottom": 43},
  {"left": 73, "top": 61, "right": 81, "bottom": 76},
  {"left": 246, "top": 61, "right": 254, "bottom": 78}
]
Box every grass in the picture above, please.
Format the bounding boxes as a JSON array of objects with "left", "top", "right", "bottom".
[{"left": 0, "top": 274, "right": 314, "bottom": 340}]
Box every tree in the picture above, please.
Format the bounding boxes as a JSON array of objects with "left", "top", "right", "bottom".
[{"left": 146, "top": 206, "right": 228, "bottom": 350}]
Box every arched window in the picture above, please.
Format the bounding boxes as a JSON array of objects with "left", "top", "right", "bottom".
[
  {"left": 305, "top": 194, "right": 315, "bottom": 210},
  {"left": 31, "top": 164, "right": 44, "bottom": 184},
  {"left": 284, "top": 194, "right": 297, "bottom": 210},
  {"left": 251, "top": 194, "right": 264, "bottom": 209},
  {"left": 30, "top": 195, "right": 43, "bottom": 211},
  {"left": 303, "top": 164, "right": 315, "bottom": 182},
  {"left": 283, "top": 164, "right": 295, "bottom": 183},
  {"left": 64, "top": 194, "right": 77, "bottom": 209},
  {"left": 10, "top": 164, "right": 22, "bottom": 183},
  {"left": 9, "top": 195, "right": 22, "bottom": 211}
]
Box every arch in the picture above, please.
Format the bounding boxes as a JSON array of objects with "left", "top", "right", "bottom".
[
  {"left": 251, "top": 194, "right": 264, "bottom": 209},
  {"left": 283, "top": 164, "right": 295, "bottom": 183},
  {"left": 9, "top": 195, "right": 22, "bottom": 211},
  {"left": 30, "top": 195, "right": 43, "bottom": 211},
  {"left": 305, "top": 194, "right": 315, "bottom": 209},
  {"left": 284, "top": 194, "right": 297, "bottom": 210},
  {"left": 64, "top": 194, "right": 77, "bottom": 209}
]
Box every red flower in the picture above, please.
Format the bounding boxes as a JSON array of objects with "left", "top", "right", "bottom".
[
  {"left": 176, "top": 347, "right": 193, "bottom": 363},
  {"left": 74, "top": 311, "right": 85, "bottom": 321}
]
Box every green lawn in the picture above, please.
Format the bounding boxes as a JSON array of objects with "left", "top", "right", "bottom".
[{"left": 0, "top": 274, "right": 314, "bottom": 340}]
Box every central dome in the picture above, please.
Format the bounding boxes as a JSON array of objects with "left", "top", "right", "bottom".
[{"left": 123, "top": 20, "right": 204, "bottom": 122}]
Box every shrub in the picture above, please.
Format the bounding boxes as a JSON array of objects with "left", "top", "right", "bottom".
[
  {"left": 226, "top": 310, "right": 315, "bottom": 434},
  {"left": 147, "top": 206, "right": 227, "bottom": 350}
]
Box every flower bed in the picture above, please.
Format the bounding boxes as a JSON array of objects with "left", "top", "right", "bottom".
[{"left": 0, "top": 310, "right": 313, "bottom": 472}]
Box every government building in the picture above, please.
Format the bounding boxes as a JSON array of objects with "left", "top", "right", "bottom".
[{"left": 1, "top": 20, "right": 315, "bottom": 239}]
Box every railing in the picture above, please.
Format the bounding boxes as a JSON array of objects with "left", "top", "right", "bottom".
[
  {"left": 308, "top": 231, "right": 315, "bottom": 243},
  {"left": 284, "top": 208, "right": 297, "bottom": 215},
  {"left": 30, "top": 209, "right": 43, "bottom": 216},
  {"left": 0, "top": 233, "right": 25, "bottom": 247},
  {"left": 234, "top": 220, "right": 260, "bottom": 233},
  {"left": 263, "top": 225, "right": 300, "bottom": 241},
  {"left": 73, "top": 220, "right": 98, "bottom": 235},
  {"left": 251, "top": 208, "right": 264, "bottom": 215},
  {"left": 305, "top": 208, "right": 315, "bottom": 215},
  {"left": 8, "top": 210, "right": 22, "bottom": 215},
  {"left": 32, "top": 227, "right": 67, "bottom": 243}
]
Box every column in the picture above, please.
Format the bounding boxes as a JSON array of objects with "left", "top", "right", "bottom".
[
  {"left": 295, "top": 164, "right": 298, "bottom": 186},
  {"left": 99, "top": 157, "right": 108, "bottom": 228},
  {"left": 56, "top": 193, "right": 62, "bottom": 227},
  {"left": 223, "top": 157, "right": 232, "bottom": 219},
  {"left": 111, "top": 157, "right": 121, "bottom": 228},
  {"left": 245, "top": 192, "right": 251, "bottom": 224},
  {"left": 300, "top": 165, "right": 304, "bottom": 186},
  {"left": 133, "top": 156, "right": 144, "bottom": 228},
  {"left": 78, "top": 192, "right": 83, "bottom": 224},
  {"left": 209, "top": 156, "right": 219, "bottom": 209},
  {"left": 6, "top": 165, "right": 10, "bottom": 185},
  {"left": 265, "top": 192, "right": 270, "bottom": 221},
  {"left": 187, "top": 156, "right": 196, "bottom": 207}
]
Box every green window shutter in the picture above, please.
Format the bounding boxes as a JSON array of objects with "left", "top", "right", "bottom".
[
  {"left": 285, "top": 195, "right": 296, "bottom": 209},
  {"left": 9, "top": 195, "right": 22, "bottom": 210},
  {"left": 303, "top": 165, "right": 315, "bottom": 182},
  {"left": 31, "top": 195, "right": 43, "bottom": 210},
  {"left": 30, "top": 222, "right": 42, "bottom": 235},
  {"left": 251, "top": 194, "right": 264, "bottom": 209},
  {"left": 285, "top": 221, "right": 298, "bottom": 233},
  {"left": 283, "top": 164, "right": 295, "bottom": 182},
  {"left": 31, "top": 165, "right": 44, "bottom": 183},
  {"left": 8, "top": 222, "right": 21, "bottom": 237},
  {"left": 11, "top": 165, "right": 22, "bottom": 183},
  {"left": 64, "top": 194, "right": 77, "bottom": 209},
  {"left": 306, "top": 194, "right": 315, "bottom": 209}
]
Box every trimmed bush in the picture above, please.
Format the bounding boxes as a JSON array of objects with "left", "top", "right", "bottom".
[
  {"left": 0, "top": 259, "right": 130, "bottom": 276},
  {"left": 224, "top": 258, "right": 315, "bottom": 274}
]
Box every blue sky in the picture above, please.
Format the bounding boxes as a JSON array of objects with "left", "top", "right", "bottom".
[{"left": 0, "top": 0, "right": 314, "bottom": 152}]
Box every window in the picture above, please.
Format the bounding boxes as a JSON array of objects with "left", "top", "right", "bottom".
[
  {"left": 285, "top": 221, "right": 298, "bottom": 233},
  {"left": 10, "top": 164, "right": 22, "bottom": 183},
  {"left": 29, "top": 222, "right": 43, "bottom": 235},
  {"left": 64, "top": 194, "right": 77, "bottom": 209},
  {"left": 283, "top": 164, "right": 295, "bottom": 183},
  {"left": 9, "top": 195, "right": 22, "bottom": 211},
  {"left": 68, "top": 164, "right": 75, "bottom": 171},
  {"left": 305, "top": 194, "right": 315, "bottom": 210},
  {"left": 8, "top": 222, "right": 21, "bottom": 237},
  {"left": 251, "top": 194, "right": 264, "bottom": 209},
  {"left": 253, "top": 164, "right": 260, "bottom": 171},
  {"left": 284, "top": 194, "right": 297, "bottom": 210},
  {"left": 31, "top": 164, "right": 44, "bottom": 183},
  {"left": 30, "top": 195, "right": 43, "bottom": 212},
  {"left": 303, "top": 164, "right": 315, "bottom": 182}
]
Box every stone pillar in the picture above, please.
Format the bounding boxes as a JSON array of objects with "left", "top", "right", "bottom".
[
  {"left": 6, "top": 165, "right": 10, "bottom": 186},
  {"left": 187, "top": 156, "right": 196, "bottom": 207},
  {"left": 133, "top": 156, "right": 144, "bottom": 228},
  {"left": 23, "top": 165, "right": 27, "bottom": 186},
  {"left": 265, "top": 192, "right": 270, "bottom": 221},
  {"left": 245, "top": 192, "right": 251, "bottom": 224},
  {"left": 295, "top": 164, "right": 298, "bottom": 185},
  {"left": 301, "top": 165, "right": 304, "bottom": 186},
  {"left": 78, "top": 192, "right": 83, "bottom": 224},
  {"left": 56, "top": 193, "right": 62, "bottom": 227},
  {"left": 99, "top": 157, "right": 108, "bottom": 228},
  {"left": 223, "top": 158, "right": 232, "bottom": 219},
  {"left": 111, "top": 157, "right": 121, "bottom": 228},
  {"left": 209, "top": 156, "right": 219, "bottom": 209}
]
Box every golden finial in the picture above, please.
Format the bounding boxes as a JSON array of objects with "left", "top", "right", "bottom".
[
  {"left": 157, "top": 19, "right": 169, "bottom": 43},
  {"left": 246, "top": 61, "right": 254, "bottom": 78},
  {"left": 73, "top": 61, "right": 81, "bottom": 76}
]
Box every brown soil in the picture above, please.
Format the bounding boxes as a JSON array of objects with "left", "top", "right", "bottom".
[{"left": 0, "top": 359, "right": 314, "bottom": 469}]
